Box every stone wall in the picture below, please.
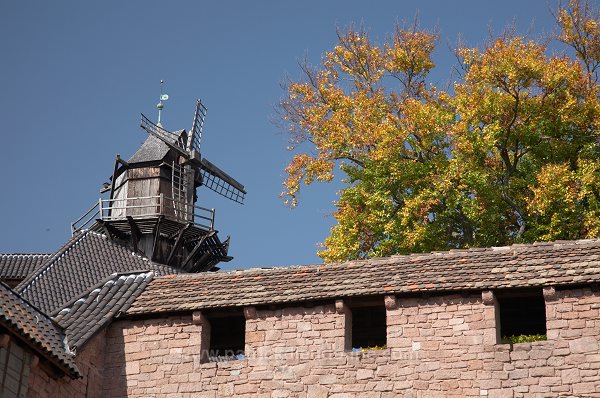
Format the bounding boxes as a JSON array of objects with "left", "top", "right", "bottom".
[
  {"left": 102, "top": 315, "right": 201, "bottom": 397},
  {"left": 103, "top": 287, "right": 600, "bottom": 398},
  {"left": 27, "top": 330, "right": 106, "bottom": 398}
]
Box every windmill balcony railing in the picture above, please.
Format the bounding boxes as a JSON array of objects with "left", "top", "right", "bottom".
[{"left": 71, "top": 194, "right": 215, "bottom": 236}]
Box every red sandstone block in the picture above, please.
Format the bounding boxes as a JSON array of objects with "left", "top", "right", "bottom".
[
  {"left": 138, "top": 379, "right": 159, "bottom": 388},
  {"left": 479, "top": 379, "right": 502, "bottom": 389},
  {"left": 159, "top": 383, "right": 179, "bottom": 394},
  {"left": 301, "top": 331, "right": 321, "bottom": 338},
  {"left": 569, "top": 336, "right": 599, "bottom": 354},
  {"left": 401, "top": 327, "right": 419, "bottom": 337},
  {"left": 529, "top": 367, "right": 556, "bottom": 377},
  {"left": 488, "top": 388, "right": 513, "bottom": 398},
  {"left": 143, "top": 325, "right": 159, "bottom": 333},
  {"left": 420, "top": 341, "right": 440, "bottom": 351},
  {"left": 431, "top": 319, "right": 449, "bottom": 328},
  {"left": 434, "top": 329, "right": 455, "bottom": 338},
  {"left": 137, "top": 334, "right": 164, "bottom": 343},
  {"left": 419, "top": 328, "right": 435, "bottom": 337},
  {"left": 434, "top": 369, "right": 460, "bottom": 380},
  {"left": 167, "top": 338, "right": 190, "bottom": 348},
  {"left": 123, "top": 334, "right": 137, "bottom": 343},
  {"left": 528, "top": 349, "right": 552, "bottom": 360},
  {"left": 556, "top": 303, "right": 574, "bottom": 312},
  {"left": 126, "top": 351, "right": 151, "bottom": 361},
  {"left": 234, "top": 383, "right": 259, "bottom": 394},
  {"left": 438, "top": 311, "right": 454, "bottom": 319},
  {"left": 124, "top": 342, "right": 142, "bottom": 354},
  {"left": 320, "top": 329, "right": 343, "bottom": 339},
  {"left": 538, "top": 376, "right": 562, "bottom": 387}
]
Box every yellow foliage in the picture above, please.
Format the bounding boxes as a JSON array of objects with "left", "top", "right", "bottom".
[{"left": 279, "top": 4, "right": 600, "bottom": 262}]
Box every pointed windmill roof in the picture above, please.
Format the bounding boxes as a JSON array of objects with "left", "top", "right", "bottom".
[
  {"left": 128, "top": 127, "right": 187, "bottom": 164},
  {"left": 128, "top": 134, "right": 171, "bottom": 163}
]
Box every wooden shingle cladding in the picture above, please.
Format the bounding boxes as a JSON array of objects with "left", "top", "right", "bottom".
[{"left": 126, "top": 239, "right": 600, "bottom": 316}]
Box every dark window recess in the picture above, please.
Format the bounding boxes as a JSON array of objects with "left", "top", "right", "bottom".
[
  {"left": 498, "top": 290, "right": 547, "bottom": 340},
  {"left": 209, "top": 315, "right": 245, "bottom": 360},
  {"left": 352, "top": 306, "right": 387, "bottom": 349}
]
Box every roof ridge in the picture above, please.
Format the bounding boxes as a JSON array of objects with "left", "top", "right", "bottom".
[
  {"left": 16, "top": 231, "right": 92, "bottom": 294},
  {"left": 127, "top": 238, "right": 600, "bottom": 316},
  {"left": 151, "top": 238, "right": 600, "bottom": 281},
  {"left": 0, "top": 281, "right": 66, "bottom": 333},
  {"left": 0, "top": 282, "right": 80, "bottom": 377},
  {"left": 53, "top": 271, "right": 155, "bottom": 351},
  {"left": 0, "top": 253, "right": 52, "bottom": 257}
]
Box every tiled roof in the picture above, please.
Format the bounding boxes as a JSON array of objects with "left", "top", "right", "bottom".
[
  {"left": 53, "top": 271, "right": 154, "bottom": 351},
  {"left": 0, "top": 282, "right": 80, "bottom": 378},
  {"left": 17, "top": 230, "right": 180, "bottom": 314},
  {"left": 127, "top": 239, "right": 600, "bottom": 315},
  {"left": 0, "top": 254, "right": 51, "bottom": 279}
]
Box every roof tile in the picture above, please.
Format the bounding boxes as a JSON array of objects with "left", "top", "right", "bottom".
[
  {"left": 0, "top": 282, "right": 79, "bottom": 378},
  {"left": 53, "top": 271, "right": 154, "bottom": 350},
  {"left": 17, "top": 231, "right": 179, "bottom": 314},
  {"left": 127, "top": 239, "right": 600, "bottom": 315},
  {"left": 0, "top": 254, "right": 51, "bottom": 279}
]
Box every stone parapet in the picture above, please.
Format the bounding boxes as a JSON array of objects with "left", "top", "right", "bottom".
[{"left": 99, "top": 287, "right": 600, "bottom": 397}]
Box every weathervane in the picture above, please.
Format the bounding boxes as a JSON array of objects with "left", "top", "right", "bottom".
[{"left": 156, "top": 80, "right": 169, "bottom": 127}]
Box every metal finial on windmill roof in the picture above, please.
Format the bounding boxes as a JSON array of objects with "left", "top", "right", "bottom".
[{"left": 156, "top": 80, "right": 169, "bottom": 127}]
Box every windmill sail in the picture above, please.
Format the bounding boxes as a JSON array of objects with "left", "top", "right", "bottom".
[
  {"left": 199, "top": 157, "right": 246, "bottom": 204},
  {"left": 188, "top": 99, "right": 207, "bottom": 154},
  {"left": 140, "top": 100, "right": 246, "bottom": 205},
  {"left": 140, "top": 114, "right": 188, "bottom": 156}
]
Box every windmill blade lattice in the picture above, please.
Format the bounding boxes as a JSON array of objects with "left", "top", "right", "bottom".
[
  {"left": 189, "top": 99, "right": 207, "bottom": 154},
  {"left": 200, "top": 158, "right": 246, "bottom": 204},
  {"left": 140, "top": 114, "right": 187, "bottom": 156}
]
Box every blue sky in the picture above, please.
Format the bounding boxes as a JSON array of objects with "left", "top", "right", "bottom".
[{"left": 1, "top": 1, "right": 561, "bottom": 269}]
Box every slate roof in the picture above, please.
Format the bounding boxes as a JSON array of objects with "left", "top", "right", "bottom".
[
  {"left": 0, "top": 282, "right": 80, "bottom": 378},
  {"left": 17, "top": 230, "right": 180, "bottom": 314},
  {"left": 127, "top": 239, "right": 600, "bottom": 315},
  {"left": 53, "top": 271, "right": 154, "bottom": 351},
  {"left": 0, "top": 254, "right": 51, "bottom": 280}
]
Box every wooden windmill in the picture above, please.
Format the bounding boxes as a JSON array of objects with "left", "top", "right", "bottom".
[{"left": 72, "top": 92, "right": 246, "bottom": 272}]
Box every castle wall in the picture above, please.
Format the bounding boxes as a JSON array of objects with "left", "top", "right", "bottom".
[
  {"left": 27, "top": 331, "right": 106, "bottom": 398},
  {"left": 101, "top": 287, "right": 600, "bottom": 398}
]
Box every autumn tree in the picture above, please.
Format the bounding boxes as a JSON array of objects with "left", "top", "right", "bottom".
[{"left": 279, "top": 1, "right": 600, "bottom": 263}]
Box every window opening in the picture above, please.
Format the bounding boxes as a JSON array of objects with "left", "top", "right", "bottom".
[
  {"left": 497, "top": 289, "right": 547, "bottom": 344},
  {"left": 208, "top": 315, "right": 246, "bottom": 361},
  {"left": 350, "top": 305, "right": 387, "bottom": 351}
]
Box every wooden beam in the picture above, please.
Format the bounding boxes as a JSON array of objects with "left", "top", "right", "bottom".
[
  {"left": 126, "top": 216, "right": 141, "bottom": 253},
  {"left": 166, "top": 223, "right": 192, "bottom": 266},
  {"left": 117, "top": 157, "right": 130, "bottom": 168},
  {"left": 182, "top": 232, "right": 214, "bottom": 270},
  {"left": 201, "top": 258, "right": 221, "bottom": 272},
  {"left": 96, "top": 220, "right": 127, "bottom": 240},
  {"left": 189, "top": 252, "right": 212, "bottom": 272},
  {"left": 151, "top": 216, "right": 163, "bottom": 262},
  {"left": 108, "top": 155, "right": 121, "bottom": 202}
]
